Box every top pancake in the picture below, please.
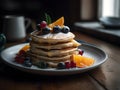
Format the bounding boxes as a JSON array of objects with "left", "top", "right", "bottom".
[{"left": 30, "top": 30, "right": 75, "bottom": 44}]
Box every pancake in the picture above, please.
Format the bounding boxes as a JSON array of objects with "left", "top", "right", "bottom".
[
  {"left": 30, "top": 47, "right": 78, "bottom": 57},
  {"left": 30, "top": 54, "right": 71, "bottom": 62},
  {"left": 28, "top": 51, "right": 77, "bottom": 63},
  {"left": 28, "top": 20, "right": 81, "bottom": 68},
  {"left": 30, "top": 30, "right": 75, "bottom": 44},
  {"left": 28, "top": 48, "right": 79, "bottom": 68},
  {"left": 29, "top": 30, "right": 81, "bottom": 67},
  {"left": 30, "top": 40, "right": 81, "bottom": 50}
]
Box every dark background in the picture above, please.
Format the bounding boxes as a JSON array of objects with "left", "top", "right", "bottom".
[{"left": 0, "top": 0, "right": 98, "bottom": 32}]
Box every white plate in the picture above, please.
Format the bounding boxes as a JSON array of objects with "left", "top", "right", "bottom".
[{"left": 0, "top": 43, "right": 107, "bottom": 75}]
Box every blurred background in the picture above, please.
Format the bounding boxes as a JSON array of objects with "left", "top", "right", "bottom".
[
  {"left": 0, "top": 0, "right": 119, "bottom": 44},
  {"left": 0, "top": 0, "right": 120, "bottom": 26},
  {"left": 0, "top": 0, "right": 97, "bottom": 30}
]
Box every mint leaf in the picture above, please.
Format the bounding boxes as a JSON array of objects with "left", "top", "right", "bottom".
[{"left": 45, "top": 13, "right": 52, "bottom": 24}]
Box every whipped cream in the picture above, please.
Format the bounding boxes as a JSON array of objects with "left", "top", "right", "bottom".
[{"left": 31, "top": 31, "right": 75, "bottom": 40}]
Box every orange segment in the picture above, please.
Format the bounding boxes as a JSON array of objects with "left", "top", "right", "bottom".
[
  {"left": 79, "top": 63, "right": 87, "bottom": 68},
  {"left": 71, "top": 55, "right": 95, "bottom": 68},
  {"left": 48, "top": 16, "right": 64, "bottom": 28},
  {"left": 20, "top": 45, "right": 30, "bottom": 52}
]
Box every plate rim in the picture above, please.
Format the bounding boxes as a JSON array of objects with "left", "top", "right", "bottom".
[{"left": 0, "top": 43, "right": 108, "bottom": 75}]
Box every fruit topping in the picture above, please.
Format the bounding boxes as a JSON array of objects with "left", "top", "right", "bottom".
[
  {"left": 15, "top": 51, "right": 32, "bottom": 67},
  {"left": 24, "top": 57, "right": 31, "bottom": 62},
  {"left": 61, "top": 26, "right": 70, "bottom": 33},
  {"left": 48, "top": 17, "right": 64, "bottom": 28},
  {"left": 15, "top": 45, "right": 29, "bottom": 64},
  {"left": 78, "top": 49, "right": 84, "bottom": 55},
  {"left": 19, "top": 45, "right": 30, "bottom": 52},
  {"left": 70, "top": 61, "right": 76, "bottom": 68},
  {"left": 15, "top": 55, "right": 24, "bottom": 64},
  {"left": 15, "top": 56, "right": 25, "bottom": 64},
  {"left": 18, "top": 50, "right": 26, "bottom": 56},
  {"left": 53, "top": 26, "right": 61, "bottom": 33},
  {"left": 57, "top": 62, "right": 66, "bottom": 69},
  {"left": 40, "top": 21, "right": 47, "bottom": 28},
  {"left": 37, "top": 16, "right": 71, "bottom": 35},
  {"left": 65, "top": 61, "right": 71, "bottom": 69},
  {"left": 23, "top": 60, "right": 32, "bottom": 67},
  {"left": 42, "top": 27, "right": 51, "bottom": 35},
  {"left": 71, "top": 54, "right": 95, "bottom": 68}
]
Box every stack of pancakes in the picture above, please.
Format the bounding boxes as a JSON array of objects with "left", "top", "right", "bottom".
[{"left": 29, "top": 30, "right": 81, "bottom": 67}]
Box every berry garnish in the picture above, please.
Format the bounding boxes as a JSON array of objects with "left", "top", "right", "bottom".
[
  {"left": 53, "top": 26, "right": 61, "bottom": 33},
  {"left": 23, "top": 60, "right": 32, "bottom": 67},
  {"left": 15, "top": 56, "right": 25, "bottom": 64},
  {"left": 61, "top": 26, "right": 70, "bottom": 33},
  {"left": 78, "top": 49, "right": 84, "bottom": 55},
  {"left": 19, "top": 50, "right": 26, "bottom": 56},
  {"left": 40, "top": 21, "right": 47, "bottom": 28},
  {"left": 24, "top": 57, "right": 31, "bottom": 62},
  {"left": 20, "top": 45, "right": 30, "bottom": 52},
  {"left": 57, "top": 62, "right": 65, "bottom": 69},
  {"left": 70, "top": 61, "right": 76, "bottom": 68},
  {"left": 42, "top": 27, "right": 51, "bottom": 35},
  {"left": 15, "top": 50, "right": 26, "bottom": 64},
  {"left": 65, "top": 61, "right": 71, "bottom": 69}
]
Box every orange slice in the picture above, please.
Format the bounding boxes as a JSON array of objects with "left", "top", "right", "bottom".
[
  {"left": 20, "top": 45, "right": 30, "bottom": 52},
  {"left": 71, "top": 55, "right": 95, "bottom": 68},
  {"left": 48, "top": 16, "right": 64, "bottom": 28}
]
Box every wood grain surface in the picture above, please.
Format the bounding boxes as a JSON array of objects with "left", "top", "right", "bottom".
[{"left": 0, "top": 31, "right": 119, "bottom": 90}]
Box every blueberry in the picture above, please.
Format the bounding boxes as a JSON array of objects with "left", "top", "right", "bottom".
[
  {"left": 53, "top": 26, "right": 61, "bottom": 33},
  {"left": 42, "top": 27, "right": 51, "bottom": 35},
  {"left": 23, "top": 60, "right": 32, "bottom": 67},
  {"left": 37, "top": 62, "right": 48, "bottom": 68},
  {"left": 61, "top": 26, "right": 70, "bottom": 33},
  {"left": 57, "top": 62, "right": 65, "bottom": 69},
  {"left": 24, "top": 57, "right": 31, "bottom": 61}
]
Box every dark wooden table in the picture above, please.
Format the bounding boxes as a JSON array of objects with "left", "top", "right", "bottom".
[{"left": 0, "top": 31, "right": 120, "bottom": 90}]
